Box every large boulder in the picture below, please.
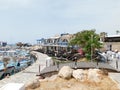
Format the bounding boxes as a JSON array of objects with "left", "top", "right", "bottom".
[
  {"left": 72, "top": 69, "right": 87, "bottom": 82},
  {"left": 58, "top": 66, "right": 73, "bottom": 79},
  {"left": 25, "top": 79, "right": 40, "bottom": 89},
  {"left": 88, "top": 69, "right": 103, "bottom": 82},
  {"left": 44, "top": 75, "right": 58, "bottom": 82}
]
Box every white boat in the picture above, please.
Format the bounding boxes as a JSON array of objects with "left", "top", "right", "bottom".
[
  {"left": 0, "top": 50, "right": 17, "bottom": 57},
  {"left": 0, "top": 61, "right": 15, "bottom": 79},
  {"left": 5, "top": 66, "right": 15, "bottom": 76},
  {"left": 0, "top": 61, "right": 5, "bottom": 79},
  {"left": 0, "top": 69, "right": 4, "bottom": 79}
]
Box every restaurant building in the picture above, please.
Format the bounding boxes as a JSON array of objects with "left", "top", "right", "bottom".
[
  {"left": 37, "top": 33, "right": 73, "bottom": 53},
  {"left": 104, "top": 35, "right": 120, "bottom": 51}
]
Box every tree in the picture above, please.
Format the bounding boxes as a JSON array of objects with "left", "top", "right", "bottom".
[
  {"left": 11, "top": 56, "right": 18, "bottom": 63},
  {"left": 100, "top": 32, "right": 107, "bottom": 42},
  {"left": 69, "top": 30, "right": 103, "bottom": 60},
  {"left": 16, "top": 42, "right": 23, "bottom": 48},
  {"left": 116, "top": 30, "right": 120, "bottom": 35},
  {"left": 2, "top": 57, "right": 10, "bottom": 72}
]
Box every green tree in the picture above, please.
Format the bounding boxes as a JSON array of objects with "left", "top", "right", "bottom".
[
  {"left": 16, "top": 42, "right": 23, "bottom": 48},
  {"left": 116, "top": 30, "right": 120, "bottom": 35},
  {"left": 100, "top": 32, "right": 107, "bottom": 42},
  {"left": 2, "top": 57, "right": 10, "bottom": 72},
  {"left": 69, "top": 30, "right": 103, "bottom": 60}
]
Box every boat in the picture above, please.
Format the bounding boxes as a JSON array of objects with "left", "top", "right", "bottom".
[
  {"left": 15, "top": 59, "right": 34, "bottom": 71},
  {"left": 0, "top": 61, "right": 5, "bottom": 79},
  {"left": 0, "top": 61, "right": 15, "bottom": 79},
  {"left": 5, "top": 61, "right": 15, "bottom": 75},
  {"left": 0, "top": 48, "right": 35, "bottom": 79},
  {"left": 0, "top": 69, "right": 4, "bottom": 79}
]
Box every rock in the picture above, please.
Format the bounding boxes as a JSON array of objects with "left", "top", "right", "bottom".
[
  {"left": 42, "top": 75, "right": 58, "bottom": 82},
  {"left": 25, "top": 79, "right": 40, "bottom": 89},
  {"left": 48, "top": 75, "right": 58, "bottom": 81},
  {"left": 58, "top": 66, "right": 73, "bottom": 79},
  {"left": 73, "top": 69, "right": 87, "bottom": 82},
  {"left": 66, "top": 82, "right": 72, "bottom": 88},
  {"left": 101, "top": 69, "right": 108, "bottom": 75},
  {"left": 88, "top": 69, "right": 103, "bottom": 82},
  {"left": 118, "top": 84, "right": 120, "bottom": 89}
]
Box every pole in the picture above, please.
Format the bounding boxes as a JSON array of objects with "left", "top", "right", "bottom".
[
  {"left": 57, "top": 62, "right": 59, "bottom": 71},
  {"left": 91, "top": 35, "right": 93, "bottom": 62},
  {"left": 39, "top": 64, "right": 40, "bottom": 75},
  {"left": 116, "top": 60, "right": 118, "bottom": 69},
  {"left": 75, "top": 59, "right": 77, "bottom": 69}
]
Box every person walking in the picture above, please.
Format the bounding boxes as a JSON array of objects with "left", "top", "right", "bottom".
[{"left": 115, "top": 49, "right": 119, "bottom": 69}]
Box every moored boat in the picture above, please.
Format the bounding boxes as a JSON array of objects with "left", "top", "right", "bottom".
[
  {"left": 0, "top": 61, "right": 15, "bottom": 79},
  {"left": 0, "top": 61, "right": 5, "bottom": 79}
]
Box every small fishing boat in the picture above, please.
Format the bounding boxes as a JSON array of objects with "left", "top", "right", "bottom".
[
  {"left": 15, "top": 59, "right": 33, "bottom": 71},
  {"left": 0, "top": 61, "right": 5, "bottom": 79},
  {"left": 0, "top": 61, "right": 15, "bottom": 79}
]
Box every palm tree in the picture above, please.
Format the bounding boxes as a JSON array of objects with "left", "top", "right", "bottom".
[
  {"left": 12, "top": 56, "right": 18, "bottom": 62},
  {"left": 100, "top": 32, "right": 107, "bottom": 42},
  {"left": 16, "top": 42, "right": 23, "bottom": 48},
  {"left": 2, "top": 57, "right": 10, "bottom": 72},
  {"left": 69, "top": 30, "right": 103, "bottom": 60}
]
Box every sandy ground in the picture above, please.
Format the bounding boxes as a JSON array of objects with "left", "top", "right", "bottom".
[{"left": 28, "top": 75, "right": 119, "bottom": 90}]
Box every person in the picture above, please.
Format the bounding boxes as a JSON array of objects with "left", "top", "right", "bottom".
[
  {"left": 102, "top": 51, "right": 108, "bottom": 63},
  {"left": 112, "top": 50, "right": 116, "bottom": 59},
  {"left": 106, "top": 50, "right": 112, "bottom": 61},
  {"left": 115, "top": 49, "right": 119, "bottom": 69},
  {"left": 17, "top": 62, "right": 20, "bottom": 66}
]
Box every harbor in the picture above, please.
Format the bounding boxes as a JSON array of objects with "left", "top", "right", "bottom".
[
  {"left": 0, "top": 51, "right": 47, "bottom": 88},
  {"left": 0, "top": 46, "right": 36, "bottom": 80},
  {"left": 0, "top": 48, "right": 120, "bottom": 89},
  {"left": 1, "top": 1, "right": 120, "bottom": 89}
]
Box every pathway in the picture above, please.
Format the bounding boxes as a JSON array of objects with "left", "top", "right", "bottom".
[
  {"left": 109, "top": 59, "right": 120, "bottom": 71},
  {"left": 108, "top": 59, "right": 120, "bottom": 88}
]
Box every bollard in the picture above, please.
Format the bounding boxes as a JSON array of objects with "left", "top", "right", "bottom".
[
  {"left": 116, "top": 60, "right": 118, "bottom": 69},
  {"left": 74, "top": 59, "right": 77, "bottom": 69},
  {"left": 57, "top": 62, "right": 59, "bottom": 71},
  {"left": 39, "top": 64, "right": 40, "bottom": 75},
  {"left": 36, "top": 64, "right": 44, "bottom": 79},
  {"left": 96, "top": 61, "right": 99, "bottom": 69},
  {"left": 36, "top": 64, "right": 40, "bottom": 76},
  {"left": 46, "top": 60, "right": 47, "bottom": 67}
]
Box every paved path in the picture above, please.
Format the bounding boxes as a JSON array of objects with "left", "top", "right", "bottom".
[
  {"left": 109, "top": 59, "right": 120, "bottom": 71},
  {"left": 109, "top": 73, "right": 120, "bottom": 88},
  {"left": 0, "top": 51, "right": 48, "bottom": 88},
  {"left": 108, "top": 59, "right": 120, "bottom": 88}
]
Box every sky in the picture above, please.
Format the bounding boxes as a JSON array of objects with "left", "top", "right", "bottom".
[{"left": 0, "top": 0, "right": 120, "bottom": 44}]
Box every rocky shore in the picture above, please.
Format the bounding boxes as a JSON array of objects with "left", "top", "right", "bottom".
[{"left": 26, "top": 66, "right": 120, "bottom": 90}]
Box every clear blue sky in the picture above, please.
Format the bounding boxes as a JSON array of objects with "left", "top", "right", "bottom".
[{"left": 0, "top": 0, "right": 120, "bottom": 44}]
